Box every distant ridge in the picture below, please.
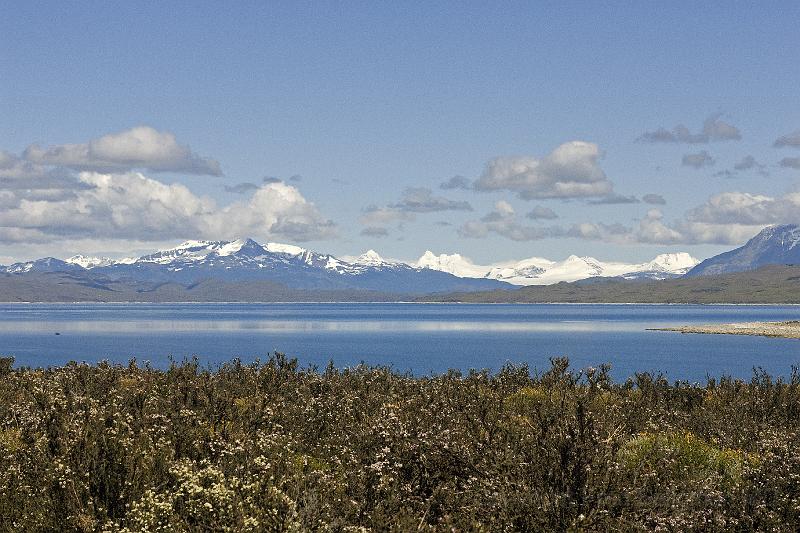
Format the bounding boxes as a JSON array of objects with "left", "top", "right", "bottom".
[
  {"left": 415, "top": 251, "right": 698, "bottom": 285},
  {"left": 1, "top": 238, "right": 699, "bottom": 290},
  {"left": 0, "top": 238, "right": 509, "bottom": 296},
  {"left": 687, "top": 224, "right": 800, "bottom": 277}
]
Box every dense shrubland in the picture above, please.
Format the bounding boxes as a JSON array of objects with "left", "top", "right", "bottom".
[{"left": 1, "top": 354, "right": 800, "bottom": 531}]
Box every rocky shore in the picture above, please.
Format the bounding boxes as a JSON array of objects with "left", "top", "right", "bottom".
[{"left": 651, "top": 320, "right": 800, "bottom": 339}]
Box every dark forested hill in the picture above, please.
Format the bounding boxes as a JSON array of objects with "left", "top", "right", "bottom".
[{"left": 0, "top": 272, "right": 400, "bottom": 302}]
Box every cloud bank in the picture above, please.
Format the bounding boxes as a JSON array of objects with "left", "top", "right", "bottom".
[
  {"left": 682, "top": 150, "right": 715, "bottom": 168},
  {"left": 389, "top": 187, "right": 472, "bottom": 213},
  {"left": 526, "top": 205, "right": 559, "bottom": 220},
  {"left": 23, "top": 126, "right": 222, "bottom": 176},
  {"left": 588, "top": 194, "right": 640, "bottom": 205},
  {"left": 360, "top": 227, "right": 389, "bottom": 237},
  {"left": 774, "top": 131, "right": 800, "bottom": 148},
  {"left": 457, "top": 187, "right": 800, "bottom": 246},
  {"left": 459, "top": 201, "right": 563, "bottom": 241},
  {"left": 0, "top": 172, "right": 335, "bottom": 244},
  {"left": 642, "top": 194, "right": 666, "bottom": 205},
  {"left": 439, "top": 175, "right": 472, "bottom": 190},
  {"left": 639, "top": 113, "right": 741, "bottom": 144}
]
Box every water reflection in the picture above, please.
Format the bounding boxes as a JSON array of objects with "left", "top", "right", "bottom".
[{"left": 0, "top": 319, "right": 649, "bottom": 333}]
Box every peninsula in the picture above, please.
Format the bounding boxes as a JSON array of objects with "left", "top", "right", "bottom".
[{"left": 652, "top": 321, "right": 800, "bottom": 339}]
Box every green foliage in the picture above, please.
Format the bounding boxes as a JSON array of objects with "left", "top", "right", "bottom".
[
  {"left": 618, "top": 431, "right": 753, "bottom": 487},
  {"left": 1, "top": 355, "right": 800, "bottom": 531}
]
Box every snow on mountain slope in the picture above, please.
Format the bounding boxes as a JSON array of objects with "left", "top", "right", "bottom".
[
  {"left": 483, "top": 256, "right": 555, "bottom": 284},
  {"left": 350, "top": 250, "right": 392, "bottom": 266},
  {"left": 66, "top": 255, "right": 115, "bottom": 268},
  {"left": 416, "top": 251, "right": 489, "bottom": 279},
  {"left": 5, "top": 262, "right": 34, "bottom": 274},
  {"left": 217, "top": 239, "right": 249, "bottom": 256},
  {"left": 265, "top": 242, "right": 305, "bottom": 256},
  {"left": 137, "top": 240, "right": 227, "bottom": 264},
  {"left": 2, "top": 238, "right": 699, "bottom": 289},
  {"left": 5, "top": 257, "right": 84, "bottom": 274},
  {"left": 417, "top": 251, "right": 699, "bottom": 285},
  {"left": 647, "top": 253, "right": 698, "bottom": 273}
]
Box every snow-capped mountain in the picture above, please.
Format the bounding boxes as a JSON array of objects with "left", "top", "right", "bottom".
[
  {"left": 0, "top": 238, "right": 700, "bottom": 292},
  {"left": 416, "top": 251, "right": 492, "bottom": 279},
  {"left": 416, "top": 251, "right": 698, "bottom": 285},
  {"left": 346, "top": 250, "right": 397, "bottom": 268},
  {"left": 5, "top": 257, "right": 85, "bottom": 274},
  {"left": 1, "top": 239, "right": 509, "bottom": 295},
  {"left": 66, "top": 255, "right": 116, "bottom": 269},
  {"left": 647, "top": 253, "right": 699, "bottom": 272},
  {"left": 686, "top": 224, "right": 800, "bottom": 277}
]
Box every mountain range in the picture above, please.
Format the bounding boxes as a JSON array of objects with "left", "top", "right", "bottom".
[
  {"left": 1, "top": 239, "right": 508, "bottom": 295},
  {"left": 416, "top": 251, "right": 698, "bottom": 285},
  {"left": 1, "top": 239, "right": 699, "bottom": 293},
  {"left": 2, "top": 224, "right": 800, "bottom": 301}
]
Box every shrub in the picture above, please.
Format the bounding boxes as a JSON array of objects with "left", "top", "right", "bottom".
[{"left": 0, "top": 355, "right": 799, "bottom": 531}]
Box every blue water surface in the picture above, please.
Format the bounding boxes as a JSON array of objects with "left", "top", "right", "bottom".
[{"left": 2, "top": 303, "right": 800, "bottom": 382}]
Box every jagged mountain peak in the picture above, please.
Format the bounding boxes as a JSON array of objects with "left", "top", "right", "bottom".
[
  {"left": 357, "top": 249, "right": 386, "bottom": 264},
  {"left": 216, "top": 239, "right": 266, "bottom": 256}
]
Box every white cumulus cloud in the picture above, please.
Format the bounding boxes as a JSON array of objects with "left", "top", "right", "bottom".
[{"left": 474, "top": 141, "right": 613, "bottom": 200}]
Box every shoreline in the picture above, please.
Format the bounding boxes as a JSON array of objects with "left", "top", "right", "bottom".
[
  {"left": 3, "top": 300, "right": 800, "bottom": 306},
  {"left": 650, "top": 321, "right": 800, "bottom": 339}
]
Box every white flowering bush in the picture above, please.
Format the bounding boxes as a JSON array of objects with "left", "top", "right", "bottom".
[{"left": 109, "top": 459, "right": 301, "bottom": 532}]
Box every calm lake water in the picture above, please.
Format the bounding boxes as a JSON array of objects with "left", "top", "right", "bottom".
[{"left": 2, "top": 303, "right": 800, "bottom": 381}]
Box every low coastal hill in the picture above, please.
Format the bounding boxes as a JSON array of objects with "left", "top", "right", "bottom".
[
  {"left": 0, "top": 272, "right": 400, "bottom": 303},
  {"left": 418, "top": 265, "right": 800, "bottom": 304},
  {"left": 5, "top": 264, "right": 800, "bottom": 303}
]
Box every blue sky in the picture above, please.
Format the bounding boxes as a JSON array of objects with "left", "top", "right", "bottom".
[{"left": 2, "top": 2, "right": 800, "bottom": 264}]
